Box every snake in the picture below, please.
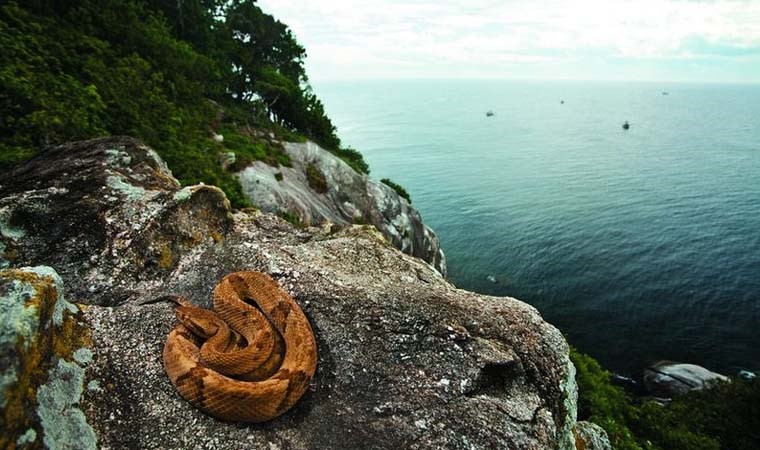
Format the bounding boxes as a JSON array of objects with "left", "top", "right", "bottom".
[{"left": 162, "top": 271, "right": 317, "bottom": 422}]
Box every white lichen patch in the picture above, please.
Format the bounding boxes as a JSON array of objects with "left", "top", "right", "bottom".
[
  {"left": 0, "top": 279, "right": 39, "bottom": 348},
  {"left": 0, "top": 241, "right": 8, "bottom": 269},
  {"left": 0, "top": 277, "right": 39, "bottom": 405},
  {"left": 106, "top": 175, "right": 147, "bottom": 202},
  {"left": 172, "top": 186, "right": 194, "bottom": 203},
  {"left": 73, "top": 348, "right": 93, "bottom": 365},
  {"left": 36, "top": 358, "right": 97, "bottom": 450},
  {"left": 0, "top": 206, "right": 26, "bottom": 239},
  {"left": 104, "top": 148, "right": 132, "bottom": 167},
  {"left": 16, "top": 428, "right": 37, "bottom": 447}
]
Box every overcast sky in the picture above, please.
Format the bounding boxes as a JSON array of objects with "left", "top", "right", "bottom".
[{"left": 257, "top": 0, "right": 760, "bottom": 83}]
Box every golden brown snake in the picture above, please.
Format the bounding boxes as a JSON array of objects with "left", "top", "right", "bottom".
[{"left": 162, "top": 271, "right": 317, "bottom": 422}]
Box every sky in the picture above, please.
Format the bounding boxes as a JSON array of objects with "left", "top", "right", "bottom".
[{"left": 256, "top": 0, "right": 760, "bottom": 83}]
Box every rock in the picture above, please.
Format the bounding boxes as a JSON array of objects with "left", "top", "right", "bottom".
[
  {"left": 573, "top": 422, "right": 611, "bottom": 450},
  {"left": 738, "top": 370, "right": 756, "bottom": 381},
  {"left": 237, "top": 140, "right": 447, "bottom": 276},
  {"left": 0, "top": 266, "right": 95, "bottom": 450},
  {"left": 1, "top": 137, "right": 579, "bottom": 449},
  {"left": 486, "top": 275, "right": 497, "bottom": 284},
  {"left": 643, "top": 361, "right": 729, "bottom": 398}
]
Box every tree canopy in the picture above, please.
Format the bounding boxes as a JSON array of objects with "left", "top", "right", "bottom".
[{"left": 1, "top": 0, "right": 367, "bottom": 205}]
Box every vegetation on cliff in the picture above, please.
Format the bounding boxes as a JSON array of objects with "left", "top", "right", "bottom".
[
  {"left": 0, "top": 0, "right": 369, "bottom": 207},
  {"left": 381, "top": 178, "right": 412, "bottom": 203},
  {"left": 572, "top": 348, "right": 760, "bottom": 450}
]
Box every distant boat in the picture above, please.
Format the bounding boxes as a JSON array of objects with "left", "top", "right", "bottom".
[
  {"left": 622, "top": 121, "right": 630, "bottom": 130},
  {"left": 662, "top": 91, "right": 669, "bottom": 96},
  {"left": 486, "top": 110, "right": 495, "bottom": 117},
  {"left": 560, "top": 100, "right": 565, "bottom": 104}
]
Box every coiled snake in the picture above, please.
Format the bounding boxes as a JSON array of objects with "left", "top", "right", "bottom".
[{"left": 162, "top": 271, "right": 317, "bottom": 422}]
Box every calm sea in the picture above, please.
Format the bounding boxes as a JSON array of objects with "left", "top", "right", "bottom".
[{"left": 314, "top": 79, "right": 760, "bottom": 376}]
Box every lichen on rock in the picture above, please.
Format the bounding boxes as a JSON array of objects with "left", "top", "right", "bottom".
[
  {"left": 37, "top": 358, "right": 97, "bottom": 450},
  {"left": 0, "top": 266, "right": 94, "bottom": 450}
]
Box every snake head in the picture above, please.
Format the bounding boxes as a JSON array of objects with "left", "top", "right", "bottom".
[{"left": 175, "top": 306, "right": 222, "bottom": 339}]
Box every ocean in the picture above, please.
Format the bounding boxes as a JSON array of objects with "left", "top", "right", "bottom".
[{"left": 313, "top": 79, "right": 760, "bottom": 376}]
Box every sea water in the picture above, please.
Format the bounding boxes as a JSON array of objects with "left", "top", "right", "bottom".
[{"left": 315, "top": 79, "right": 760, "bottom": 376}]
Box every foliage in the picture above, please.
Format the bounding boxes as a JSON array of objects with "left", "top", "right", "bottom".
[
  {"left": 571, "top": 347, "right": 760, "bottom": 450},
  {"left": 280, "top": 210, "right": 302, "bottom": 227},
  {"left": 331, "top": 146, "right": 369, "bottom": 175},
  {"left": 0, "top": 0, "right": 370, "bottom": 205},
  {"left": 571, "top": 348, "right": 645, "bottom": 450},
  {"left": 381, "top": 178, "right": 411, "bottom": 203},
  {"left": 305, "top": 163, "right": 328, "bottom": 194}
]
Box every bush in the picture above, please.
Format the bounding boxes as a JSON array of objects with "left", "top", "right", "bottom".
[
  {"left": 305, "top": 163, "right": 328, "bottom": 194},
  {"left": 381, "top": 178, "right": 411, "bottom": 203},
  {"left": 571, "top": 347, "right": 760, "bottom": 450}
]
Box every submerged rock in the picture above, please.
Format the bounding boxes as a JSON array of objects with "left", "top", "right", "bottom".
[
  {"left": 643, "top": 361, "right": 729, "bottom": 398},
  {"left": 0, "top": 137, "right": 582, "bottom": 449},
  {"left": 237, "top": 141, "right": 447, "bottom": 276}
]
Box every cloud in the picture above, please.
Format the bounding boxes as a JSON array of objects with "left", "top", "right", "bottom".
[{"left": 257, "top": 0, "right": 760, "bottom": 81}]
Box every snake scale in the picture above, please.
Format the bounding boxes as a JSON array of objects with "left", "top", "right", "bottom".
[{"left": 162, "top": 271, "right": 317, "bottom": 422}]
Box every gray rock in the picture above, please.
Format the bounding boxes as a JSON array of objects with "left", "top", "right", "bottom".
[
  {"left": 1, "top": 137, "right": 579, "bottom": 449},
  {"left": 0, "top": 266, "right": 95, "bottom": 450},
  {"left": 643, "top": 361, "right": 729, "bottom": 398},
  {"left": 573, "top": 421, "right": 611, "bottom": 450},
  {"left": 237, "top": 141, "right": 446, "bottom": 276}
]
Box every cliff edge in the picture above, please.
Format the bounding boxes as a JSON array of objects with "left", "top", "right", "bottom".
[
  {"left": 237, "top": 140, "right": 447, "bottom": 276},
  {"left": 0, "top": 137, "right": 603, "bottom": 449}
]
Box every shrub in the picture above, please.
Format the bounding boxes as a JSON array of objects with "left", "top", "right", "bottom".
[
  {"left": 571, "top": 347, "right": 760, "bottom": 450},
  {"left": 380, "top": 178, "right": 411, "bottom": 203},
  {"left": 305, "top": 163, "right": 328, "bottom": 194}
]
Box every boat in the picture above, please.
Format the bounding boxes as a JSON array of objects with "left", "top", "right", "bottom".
[
  {"left": 486, "top": 110, "right": 494, "bottom": 117},
  {"left": 662, "top": 91, "right": 669, "bottom": 96},
  {"left": 622, "top": 121, "right": 630, "bottom": 130}
]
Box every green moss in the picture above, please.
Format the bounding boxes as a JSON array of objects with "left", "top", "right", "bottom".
[
  {"left": 305, "top": 163, "right": 328, "bottom": 194},
  {"left": 280, "top": 211, "right": 303, "bottom": 227}
]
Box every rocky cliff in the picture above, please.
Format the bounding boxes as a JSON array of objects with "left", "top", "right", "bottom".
[
  {"left": 237, "top": 140, "right": 447, "bottom": 276},
  {"left": 0, "top": 137, "right": 603, "bottom": 449}
]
